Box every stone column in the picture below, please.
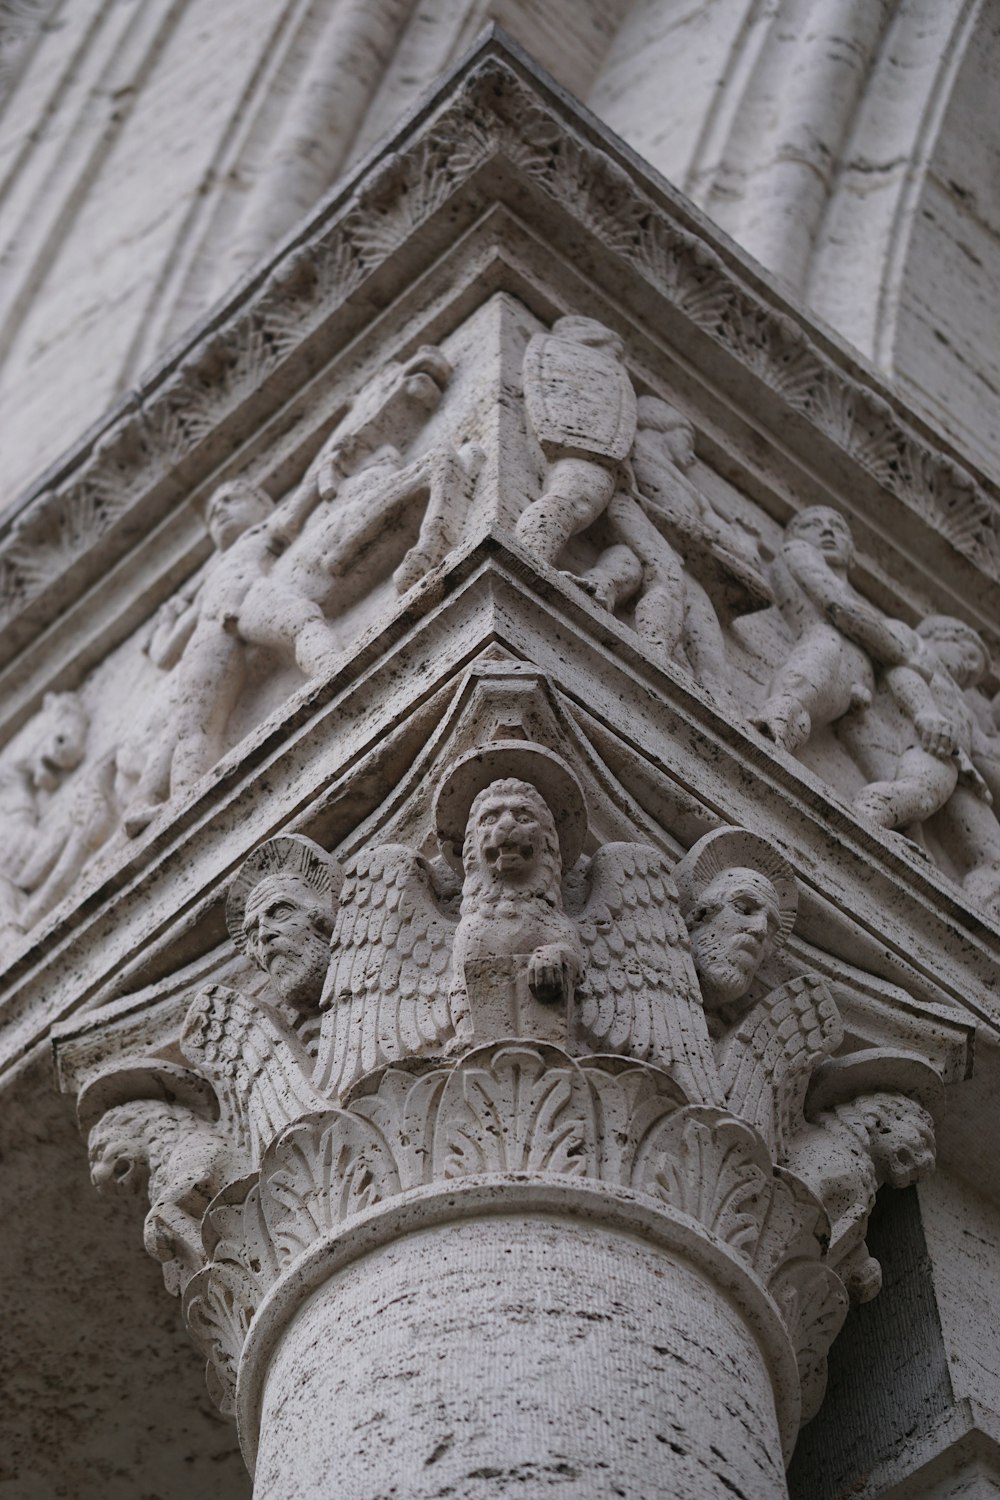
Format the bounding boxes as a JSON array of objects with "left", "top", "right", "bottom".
[
  {"left": 199, "top": 1046, "right": 833, "bottom": 1500},
  {"left": 67, "top": 757, "right": 948, "bottom": 1500}
]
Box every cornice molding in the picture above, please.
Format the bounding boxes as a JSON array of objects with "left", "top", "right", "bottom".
[{"left": 2, "top": 31, "right": 998, "bottom": 667}]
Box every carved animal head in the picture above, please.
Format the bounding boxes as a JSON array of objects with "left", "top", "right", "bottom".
[
  {"left": 847, "top": 1092, "right": 936, "bottom": 1189},
  {"left": 88, "top": 1100, "right": 183, "bottom": 1196},
  {"left": 785, "top": 507, "right": 854, "bottom": 569},
  {"left": 461, "top": 778, "right": 563, "bottom": 907},
  {"left": 26, "top": 691, "right": 88, "bottom": 792}
]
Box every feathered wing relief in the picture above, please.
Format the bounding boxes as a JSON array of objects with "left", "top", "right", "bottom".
[
  {"left": 716, "top": 974, "right": 844, "bottom": 1158},
  {"left": 180, "top": 983, "right": 328, "bottom": 1164},
  {"left": 313, "top": 844, "right": 458, "bottom": 1102},
  {"left": 573, "top": 842, "right": 723, "bottom": 1107}
]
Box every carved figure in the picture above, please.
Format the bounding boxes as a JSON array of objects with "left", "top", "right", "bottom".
[
  {"left": 439, "top": 743, "right": 723, "bottom": 1103},
  {"left": 516, "top": 316, "right": 637, "bottom": 564},
  {"left": 785, "top": 1089, "right": 936, "bottom": 1301},
  {"left": 0, "top": 691, "right": 116, "bottom": 933},
  {"left": 673, "top": 828, "right": 842, "bottom": 1149},
  {"left": 88, "top": 1098, "right": 236, "bottom": 1295},
  {"left": 123, "top": 347, "right": 470, "bottom": 838},
  {"left": 454, "top": 776, "right": 584, "bottom": 1009},
  {"left": 315, "top": 741, "right": 722, "bottom": 1106},
  {"left": 226, "top": 835, "right": 343, "bottom": 1037},
  {"left": 123, "top": 481, "right": 299, "bottom": 836},
  {"left": 235, "top": 438, "right": 482, "bottom": 672},
  {"left": 675, "top": 827, "right": 798, "bottom": 1017},
  {"left": 752, "top": 507, "right": 909, "bottom": 752},
  {"left": 578, "top": 399, "right": 769, "bottom": 698},
  {"left": 848, "top": 618, "right": 1000, "bottom": 901}
]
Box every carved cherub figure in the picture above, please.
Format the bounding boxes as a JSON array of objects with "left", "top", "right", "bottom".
[
  {"left": 123, "top": 480, "right": 295, "bottom": 836},
  {"left": 752, "top": 507, "right": 909, "bottom": 753},
  {"left": 314, "top": 741, "right": 722, "bottom": 1107},
  {"left": 515, "top": 316, "right": 637, "bottom": 565},
  {"left": 577, "top": 399, "right": 769, "bottom": 701},
  {"left": 225, "top": 835, "right": 343, "bottom": 1041},
  {"left": 0, "top": 690, "right": 116, "bottom": 934},
  {"left": 124, "top": 347, "right": 474, "bottom": 837},
  {"left": 236, "top": 437, "right": 482, "bottom": 675},
  {"left": 848, "top": 616, "right": 999, "bottom": 850}
]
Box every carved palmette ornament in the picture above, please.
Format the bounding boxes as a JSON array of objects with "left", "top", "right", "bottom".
[
  {"left": 522, "top": 315, "right": 637, "bottom": 461},
  {"left": 184, "top": 1042, "right": 844, "bottom": 1412}
]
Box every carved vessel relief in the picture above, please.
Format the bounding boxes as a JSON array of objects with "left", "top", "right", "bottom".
[
  {"left": 6, "top": 300, "right": 1000, "bottom": 948},
  {"left": 70, "top": 732, "right": 948, "bottom": 1425}
]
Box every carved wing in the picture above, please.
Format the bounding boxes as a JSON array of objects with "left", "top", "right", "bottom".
[
  {"left": 181, "top": 984, "right": 328, "bottom": 1165},
  {"left": 575, "top": 843, "right": 722, "bottom": 1106},
  {"left": 313, "top": 844, "right": 456, "bottom": 1102},
  {"left": 716, "top": 974, "right": 844, "bottom": 1158}
]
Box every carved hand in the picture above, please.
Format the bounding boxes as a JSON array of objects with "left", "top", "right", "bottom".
[
  {"left": 914, "top": 711, "right": 958, "bottom": 758},
  {"left": 528, "top": 944, "right": 581, "bottom": 1005}
]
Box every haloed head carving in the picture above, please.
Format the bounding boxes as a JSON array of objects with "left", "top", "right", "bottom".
[
  {"left": 686, "top": 867, "right": 784, "bottom": 1008},
  {"left": 463, "top": 778, "right": 563, "bottom": 901},
  {"left": 240, "top": 873, "right": 334, "bottom": 1010},
  {"left": 227, "top": 835, "right": 341, "bottom": 1013},
  {"left": 675, "top": 827, "right": 798, "bottom": 1013}
]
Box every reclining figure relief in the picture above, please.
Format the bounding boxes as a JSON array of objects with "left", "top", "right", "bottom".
[
  {"left": 842, "top": 613, "right": 1000, "bottom": 909},
  {"left": 122, "top": 346, "right": 481, "bottom": 837},
  {"left": 0, "top": 691, "right": 116, "bottom": 937}
]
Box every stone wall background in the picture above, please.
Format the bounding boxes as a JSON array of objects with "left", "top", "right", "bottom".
[{"left": 2, "top": 1, "right": 1000, "bottom": 508}]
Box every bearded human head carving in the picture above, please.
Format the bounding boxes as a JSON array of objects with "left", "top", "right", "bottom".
[
  {"left": 227, "top": 835, "right": 342, "bottom": 1014},
  {"left": 675, "top": 827, "right": 798, "bottom": 1012}
]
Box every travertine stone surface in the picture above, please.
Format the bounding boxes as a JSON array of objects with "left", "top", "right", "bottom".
[
  {"left": 252, "top": 1212, "right": 789, "bottom": 1500},
  {"left": 3, "top": 27, "right": 999, "bottom": 1500}
]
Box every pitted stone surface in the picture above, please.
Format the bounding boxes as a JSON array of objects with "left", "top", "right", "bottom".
[{"left": 253, "top": 1215, "right": 788, "bottom": 1500}]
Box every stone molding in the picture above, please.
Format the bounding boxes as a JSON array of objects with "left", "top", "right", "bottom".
[{"left": 3, "top": 31, "right": 998, "bottom": 665}]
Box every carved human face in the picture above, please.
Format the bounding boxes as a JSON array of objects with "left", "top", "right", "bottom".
[
  {"left": 688, "top": 868, "right": 783, "bottom": 1008},
  {"left": 241, "top": 874, "right": 332, "bottom": 1009},
  {"left": 471, "top": 784, "right": 548, "bottom": 884},
  {"left": 924, "top": 629, "right": 987, "bottom": 689},
  {"left": 787, "top": 508, "right": 853, "bottom": 568},
  {"left": 206, "top": 483, "right": 271, "bottom": 551}
]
